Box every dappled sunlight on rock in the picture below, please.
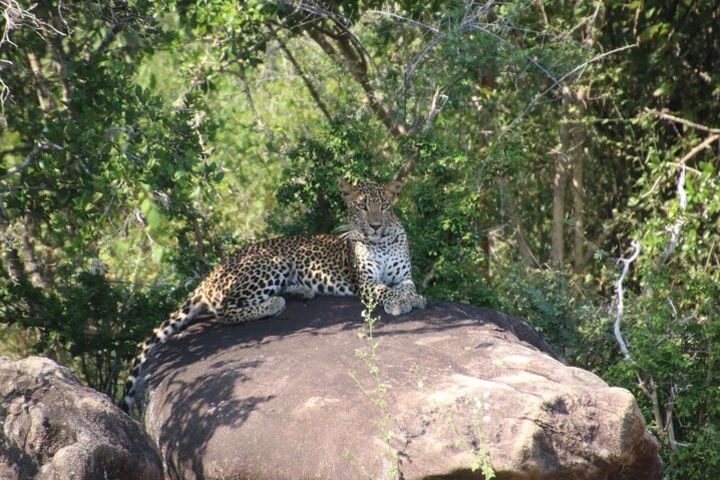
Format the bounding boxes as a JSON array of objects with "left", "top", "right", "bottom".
[{"left": 143, "top": 296, "right": 661, "bottom": 480}]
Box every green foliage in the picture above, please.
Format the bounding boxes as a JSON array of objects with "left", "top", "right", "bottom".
[
  {"left": 268, "top": 114, "right": 387, "bottom": 235},
  {"left": 666, "top": 424, "right": 720, "bottom": 479},
  {"left": 600, "top": 132, "right": 720, "bottom": 478},
  {"left": 0, "top": 267, "right": 181, "bottom": 395},
  {"left": 0, "top": 1, "right": 221, "bottom": 397},
  {"left": 2, "top": 1, "right": 719, "bottom": 476},
  {"left": 497, "top": 269, "right": 584, "bottom": 359}
]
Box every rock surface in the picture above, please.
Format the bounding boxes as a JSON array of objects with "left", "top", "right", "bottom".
[
  {"left": 144, "top": 297, "right": 662, "bottom": 480},
  {"left": 0, "top": 356, "right": 163, "bottom": 480}
]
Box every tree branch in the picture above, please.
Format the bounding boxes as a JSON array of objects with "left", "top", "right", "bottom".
[
  {"left": 233, "top": 65, "right": 274, "bottom": 143},
  {"left": 17, "top": 214, "right": 52, "bottom": 290},
  {"left": 550, "top": 145, "right": 570, "bottom": 267},
  {"left": 498, "top": 176, "right": 541, "bottom": 267},
  {"left": 26, "top": 52, "right": 55, "bottom": 111},
  {"left": 658, "top": 165, "right": 687, "bottom": 264},
  {"left": 504, "top": 43, "right": 637, "bottom": 133},
  {"left": 48, "top": 35, "right": 72, "bottom": 104},
  {"left": 191, "top": 215, "right": 211, "bottom": 272},
  {"left": 0, "top": 144, "right": 31, "bottom": 157},
  {"left": 276, "top": 36, "right": 333, "bottom": 123},
  {"left": 677, "top": 134, "right": 719, "bottom": 165},
  {"left": 300, "top": 17, "right": 405, "bottom": 137},
  {"left": 1, "top": 142, "right": 47, "bottom": 180},
  {"left": 636, "top": 374, "right": 667, "bottom": 447},
  {"left": 645, "top": 108, "right": 720, "bottom": 134},
  {"left": 614, "top": 239, "right": 640, "bottom": 361},
  {"left": 87, "top": 22, "right": 123, "bottom": 64},
  {"left": 408, "top": 87, "right": 447, "bottom": 135},
  {"left": 394, "top": 88, "right": 448, "bottom": 182},
  {"left": 0, "top": 1, "right": 66, "bottom": 119}
]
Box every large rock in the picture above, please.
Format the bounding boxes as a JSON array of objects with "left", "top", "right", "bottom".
[
  {"left": 0, "top": 356, "right": 163, "bottom": 480},
  {"left": 143, "top": 297, "right": 662, "bottom": 480}
]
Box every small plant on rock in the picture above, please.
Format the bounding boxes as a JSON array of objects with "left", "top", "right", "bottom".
[{"left": 346, "top": 293, "right": 400, "bottom": 479}]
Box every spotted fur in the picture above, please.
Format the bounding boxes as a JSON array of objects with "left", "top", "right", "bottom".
[{"left": 120, "top": 179, "right": 426, "bottom": 412}]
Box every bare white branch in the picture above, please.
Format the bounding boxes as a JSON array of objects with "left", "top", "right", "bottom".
[
  {"left": 0, "top": 0, "right": 67, "bottom": 121},
  {"left": 409, "top": 87, "right": 448, "bottom": 135},
  {"left": 614, "top": 239, "right": 640, "bottom": 361},
  {"left": 660, "top": 166, "right": 686, "bottom": 263},
  {"left": 658, "top": 133, "right": 717, "bottom": 263}
]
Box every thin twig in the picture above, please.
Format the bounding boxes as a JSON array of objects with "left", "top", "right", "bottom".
[
  {"left": 705, "top": 239, "right": 717, "bottom": 272},
  {"left": 0, "top": 141, "right": 57, "bottom": 180},
  {"left": 408, "top": 87, "right": 447, "bottom": 135},
  {"left": 504, "top": 43, "right": 637, "bottom": 133},
  {"left": 394, "top": 88, "right": 448, "bottom": 181},
  {"left": 234, "top": 65, "right": 274, "bottom": 143},
  {"left": 365, "top": 10, "right": 439, "bottom": 34},
  {"left": 656, "top": 134, "right": 713, "bottom": 266},
  {"left": 666, "top": 161, "right": 703, "bottom": 175},
  {"left": 0, "top": 0, "right": 67, "bottom": 119}
]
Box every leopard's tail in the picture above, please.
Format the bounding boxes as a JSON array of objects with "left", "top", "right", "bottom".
[{"left": 120, "top": 297, "right": 204, "bottom": 413}]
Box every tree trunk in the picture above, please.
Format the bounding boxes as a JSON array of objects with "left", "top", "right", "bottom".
[
  {"left": 551, "top": 109, "right": 570, "bottom": 267},
  {"left": 569, "top": 94, "right": 586, "bottom": 274},
  {"left": 499, "top": 176, "right": 537, "bottom": 266},
  {"left": 18, "top": 213, "right": 52, "bottom": 290},
  {"left": 571, "top": 137, "right": 585, "bottom": 274},
  {"left": 553, "top": 90, "right": 587, "bottom": 270}
]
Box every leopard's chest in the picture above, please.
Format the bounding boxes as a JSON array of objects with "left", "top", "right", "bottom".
[
  {"left": 378, "top": 252, "right": 409, "bottom": 285},
  {"left": 355, "top": 235, "right": 410, "bottom": 286}
]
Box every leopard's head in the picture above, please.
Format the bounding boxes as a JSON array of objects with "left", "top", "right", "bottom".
[{"left": 338, "top": 179, "right": 403, "bottom": 242}]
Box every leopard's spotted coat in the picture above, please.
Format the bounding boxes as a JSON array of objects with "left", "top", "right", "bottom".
[{"left": 121, "top": 179, "right": 425, "bottom": 412}]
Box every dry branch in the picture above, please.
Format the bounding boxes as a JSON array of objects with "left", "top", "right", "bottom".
[
  {"left": 505, "top": 43, "right": 636, "bottom": 133},
  {"left": 277, "top": 36, "right": 333, "bottom": 122},
  {"left": 613, "top": 239, "right": 640, "bottom": 361},
  {"left": 0, "top": 141, "right": 59, "bottom": 181},
  {"left": 645, "top": 108, "right": 720, "bottom": 134},
  {"left": 677, "top": 134, "right": 719, "bottom": 165},
  {"left": 393, "top": 87, "right": 449, "bottom": 182},
  {"left": 0, "top": 1, "right": 67, "bottom": 119}
]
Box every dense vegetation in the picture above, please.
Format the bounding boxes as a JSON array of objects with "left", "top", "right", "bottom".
[{"left": 1, "top": 1, "right": 718, "bottom": 477}]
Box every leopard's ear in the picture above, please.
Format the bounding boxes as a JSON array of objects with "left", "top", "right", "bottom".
[
  {"left": 384, "top": 180, "right": 403, "bottom": 199},
  {"left": 338, "top": 178, "right": 357, "bottom": 201}
]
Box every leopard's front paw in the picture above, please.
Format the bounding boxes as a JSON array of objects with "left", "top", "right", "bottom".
[
  {"left": 410, "top": 293, "right": 427, "bottom": 310},
  {"left": 384, "top": 297, "right": 412, "bottom": 316}
]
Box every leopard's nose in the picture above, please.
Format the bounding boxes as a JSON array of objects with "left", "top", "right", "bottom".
[{"left": 370, "top": 222, "right": 381, "bottom": 230}]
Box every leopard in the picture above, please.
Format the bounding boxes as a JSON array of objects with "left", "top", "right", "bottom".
[{"left": 120, "top": 178, "right": 426, "bottom": 412}]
